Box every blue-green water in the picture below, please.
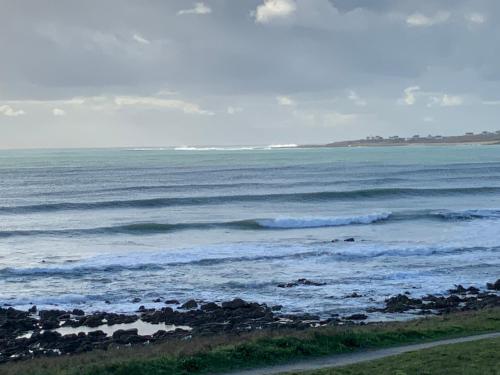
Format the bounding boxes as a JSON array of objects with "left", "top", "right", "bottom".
[{"left": 0, "top": 145, "right": 499, "bottom": 316}]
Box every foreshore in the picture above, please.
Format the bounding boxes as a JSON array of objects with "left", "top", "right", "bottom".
[{"left": 1, "top": 279, "right": 499, "bottom": 366}]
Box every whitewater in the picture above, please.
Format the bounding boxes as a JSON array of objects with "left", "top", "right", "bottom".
[{"left": 0, "top": 145, "right": 499, "bottom": 316}]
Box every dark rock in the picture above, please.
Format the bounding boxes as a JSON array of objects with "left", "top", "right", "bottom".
[
  {"left": 467, "top": 286, "right": 480, "bottom": 294},
  {"left": 39, "top": 310, "right": 67, "bottom": 321},
  {"left": 222, "top": 298, "right": 248, "bottom": 310},
  {"left": 486, "top": 279, "right": 500, "bottom": 290},
  {"left": 165, "top": 299, "right": 180, "bottom": 305},
  {"left": 384, "top": 294, "right": 422, "bottom": 313},
  {"left": 152, "top": 298, "right": 161, "bottom": 303},
  {"left": 345, "top": 313, "right": 368, "bottom": 320},
  {"left": 200, "top": 302, "right": 219, "bottom": 311},
  {"left": 278, "top": 279, "right": 326, "bottom": 288},
  {"left": 344, "top": 237, "right": 355, "bottom": 242},
  {"left": 271, "top": 305, "right": 283, "bottom": 311},
  {"left": 131, "top": 297, "right": 142, "bottom": 303},
  {"left": 41, "top": 319, "right": 60, "bottom": 330},
  {"left": 83, "top": 315, "right": 103, "bottom": 328},
  {"left": 297, "top": 278, "right": 326, "bottom": 286},
  {"left": 181, "top": 300, "right": 198, "bottom": 310},
  {"left": 28, "top": 305, "right": 37, "bottom": 313},
  {"left": 72, "top": 309, "right": 85, "bottom": 316},
  {"left": 344, "top": 292, "right": 362, "bottom": 298},
  {"left": 449, "top": 285, "right": 467, "bottom": 294}
]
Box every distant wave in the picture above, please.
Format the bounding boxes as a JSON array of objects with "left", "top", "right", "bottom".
[
  {"left": 433, "top": 209, "right": 500, "bottom": 220},
  {"left": 0, "top": 212, "right": 391, "bottom": 238},
  {"left": 267, "top": 144, "right": 298, "bottom": 149},
  {"left": 2, "top": 187, "right": 500, "bottom": 214},
  {"left": 174, "top": 144, "right": 298, "bottom": 151},
  {"left": 1, "top": 245, "right": 495, "bottom": 279},
  {"left": 256, "top": 212, "right": 391, "bottom": 228},
  {"left": 1, "top": 209, "right": 499, "bottom": 238}
]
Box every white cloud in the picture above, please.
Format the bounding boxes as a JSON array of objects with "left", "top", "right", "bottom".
[
  {"left": 466, "top": 13, "right": 485, "bottom": 24},
  {"left": 177, "top": 2, "right": 211, "bottom": 15},
  {"left": 227, "top": 106, "right": 243, "bottom": 115},
  {"left": 254, "top": 0, "right": 296, "bottom": 24},
  {"left": 114, "top": 96, "right": 214, "bottom": 115},
  {"left": 428, "top": 94, "right": 464, "bottom": 107},
  {"left": 0, "top": 105, "right": 25, "bottom": 116},
  {"left": 347, "top": 90, "right": 367, "bottom": 106},
  {"left": 132, "top": 33, "right": 150, "bottom": 45},
  {"left": 406, "top": 11, "right": 450, "bottom": 27},
  {"left": 276, "top": 95, "right": 295, "bottom": 106},
  {"left": 399, "top": 86, "right": 420, "bottom": 105},
  {"left": 52, "top": 108, "right": 66, "bottom": 116}
]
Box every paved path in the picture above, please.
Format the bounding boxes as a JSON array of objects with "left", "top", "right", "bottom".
[{"left": 225, "top": 331, "right": 500, "bottom": 375}]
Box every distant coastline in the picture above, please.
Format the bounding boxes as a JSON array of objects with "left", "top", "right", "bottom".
[{"left": 302, "top": 131, "right": 500, "bottom": 148}]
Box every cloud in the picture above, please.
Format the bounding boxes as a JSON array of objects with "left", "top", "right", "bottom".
[
  {"left": 0, "top": 105, "right": 25, "bottom": 116},
  {"left": 254, "top": 0, "right": 296, "bottom": 24},
  {"left": 347, "top": 90, "right": 367, "bottom": 106},
  {"left": 466, "top": 13, "right": 485, "bottom": 25},
  {"left": 406, "top": 11, "right": 450, "bottom": 27},
  {"left": 227, "top": 106, "right": 243, "bottom": 114},
  {"left": 482, "top": 100, "right": 500, "bottom": 106},
  {"left": 177, "top": 2, "right": 211, "bottom": 15},
  {"left": 399, "top": 86, "right": 420, "bottom": 105},
  {"left": 52, "top": 108, "right": 66, "bottom": 116},
  {"left": 114, "top": 96, "right": 214, "bottom": 115},
  {"left": 428, "top": 94, "right": 464, "bottom": 107},
  {"left": 132, "top": 33, "right": 150, "bottom": 45},
  {"left": 276, "top": 95, "right": 295, "bottom": 106}
]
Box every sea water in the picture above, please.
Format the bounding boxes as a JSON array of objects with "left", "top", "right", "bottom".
[{"left": 0, "top": 145, "right": 499, "bottom": 316}]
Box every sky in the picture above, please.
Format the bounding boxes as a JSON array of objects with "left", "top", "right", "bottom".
[{"left": 1, "top": 0, "right": 500, "bottom": 149}]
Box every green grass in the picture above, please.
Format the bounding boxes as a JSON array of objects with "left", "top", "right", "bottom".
[
  {"left": 2, "top": 308, "right": 500, "bottom": 375},
  {"left": 291, "top": 337, "right": 500, "bottom": 375}
]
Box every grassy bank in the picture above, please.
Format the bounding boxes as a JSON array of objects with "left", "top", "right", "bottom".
[
  {"left": 2, "top": 308, "right": 500, "bottom": 375},
  {"left": 292, "top": 336, "right": 500, "bottom": 375}
]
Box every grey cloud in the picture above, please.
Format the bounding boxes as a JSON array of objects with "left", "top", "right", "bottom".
[{"left": 1, "top": 0, "right": 500, "bottom": 148}]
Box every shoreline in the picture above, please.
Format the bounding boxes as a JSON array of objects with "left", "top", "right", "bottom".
[
  {"left": 1, "top": 279, "right": 499, "bottom": 365},
  {"left": 299, "top": 140, "right": 500, "bottom": 148}
]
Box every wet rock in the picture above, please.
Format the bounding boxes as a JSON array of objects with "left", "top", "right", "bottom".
[
  {"left": 72, "top": 309, "right": 85, "bottom": 316},
  {"left": 278, "top": 279, "right": 326, "bottom": 288},
  {"left": 344, "top": 237, "right": 355, "bottom": 242},
  {"left": 41, "top": 319, "right": 60, "bottom": 330},
  {"left": 83, "top": 315, "right": 103, "bottom": 328},
  {"left": 131, "top": 297, "right": 142, "bottom": 303},
  {"left": 344, "top": 292, "right": 362, "bottom": 298},
  {"left": 152, "top": 298, "right": 162, "bottom": 303},
  {"left": 200, "top": 302, "right": 219, "bottom": 311},
  {"left": 181, "top": 300, "right": 198, "bottom": 310},
  {"left": 449, "top": 285, "right": 467, "bottom": 294},
  {"left": 222, "top": 298, "right": 248, "bottom": 310},
  {"left": 383, "top": 294, "right": 422, "bottom": 313},
  {"left": 271, "top": 305, "right": 283, "bottom": 311},
  {"left": 28, "top": 305, "right": 37, "bottom": 314},
  {"left": 165, "top": 299, "right": 180, "bottom": 305},
  {"left": 39, "top": 310, "right": 67, "bottom": 321},
  {"left": 486, "top": 279, "right": 500, "bottom": 290},
  {"left": 345, "top": 313, "right": 368, "bottom": 320},
  {"left": 467, "top": 286, "right": 480, "bottom": 294}
]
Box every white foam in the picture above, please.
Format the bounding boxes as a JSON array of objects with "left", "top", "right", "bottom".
[{"left": 257, "top": 212, "right": 391, "bottom": 229}]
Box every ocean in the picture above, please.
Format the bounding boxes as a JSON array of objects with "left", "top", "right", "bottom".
[{"left": 1, "top": 145, "right": 499, "bottom": 317}]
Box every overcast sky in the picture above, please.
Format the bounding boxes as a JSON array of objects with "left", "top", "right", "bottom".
[{"left": 1, "top": 0, "right": 500, "bottom": 148}]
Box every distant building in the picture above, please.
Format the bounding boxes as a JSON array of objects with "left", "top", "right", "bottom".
[{"left": 412, "top": 135, "right": 420, "bottom": 139}]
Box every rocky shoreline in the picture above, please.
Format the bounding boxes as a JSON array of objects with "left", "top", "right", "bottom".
[{"left": 1, "top": 279, "right": 499, "bottom": 364}]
